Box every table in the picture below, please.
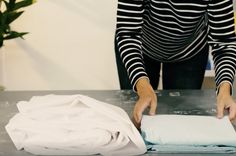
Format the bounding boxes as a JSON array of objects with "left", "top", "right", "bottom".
[{"left": 0, "top": 90, "right": 235, "bottom": 156}]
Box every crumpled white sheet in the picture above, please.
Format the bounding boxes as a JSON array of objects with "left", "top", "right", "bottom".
[
  {"left": 141, "top": 115, "right": 236, "bottom": 153},
  {"left": 5, "top": 94, "right": 146, "bottom": 156}
]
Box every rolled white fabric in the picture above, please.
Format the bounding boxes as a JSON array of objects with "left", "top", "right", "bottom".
[
  {"left": 5, "top": 94, "right": 146, "bottom": 155},
  {"left": 141, "top": 115, "right": 236, "bottom": 153}
]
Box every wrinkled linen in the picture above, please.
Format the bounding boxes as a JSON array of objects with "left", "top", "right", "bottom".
[
  {"left": 141, "top": 115, "right": 236, "bottom": 153},
  {"left": 5, "top": 94, "right": 146, "bottom": 155}
]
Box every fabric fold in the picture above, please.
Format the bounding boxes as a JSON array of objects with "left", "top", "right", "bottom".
[
  {"left": 141, "top": 115, "right": 236, "bottom": 153},
  {"left": 5, "top": 94, "right": 146, "bottom": 155}
]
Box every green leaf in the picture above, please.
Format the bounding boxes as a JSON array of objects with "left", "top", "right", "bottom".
[
  {"left": 8, "top": 0, "right": 16, "bottom": 11},
  {"left": 0, "top": 12, "right": 3, "bottom": 25},
  {"left": 1, "top": 12, "right": 7, "bottom": 25},
  {"left": 0, "top": 0, "right": 36, "bottom": 46},
  {"left": 13, "top": 0, "right": 35, "bottom": 11},
  {"left": 3, "top": 25, "right": 11, "bottom": 33},
  {"left": 2, "top": 0, "right": 10, "bottom": 11},
  {"left": 5, "top": 11, "right": 24, "bottom": 24},
  {"left": 0, "top": 34, "right": 3, "bottom": 47},
  {"left": 3, "top": 31, "right": 28, "bottom": 40},
  {"left": 9, "top": 0, "right": 16, "bottom": 6},
  {"left": 0, "top": 22, "right": 10, "bottom": 34}
]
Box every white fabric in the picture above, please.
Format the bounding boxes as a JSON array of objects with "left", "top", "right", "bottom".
[
  {"left": 141, "top": 115, "right": 236, "bottom": 153},
  {"left": 5, "top": 94, "right": 146, "bottom": 156}
]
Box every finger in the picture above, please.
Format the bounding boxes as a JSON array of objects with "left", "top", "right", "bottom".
[
  {"left": 133, "top": 109, "right": 140, "bottom": 125},
  {"left": 135, "top": 112, "right": 142, "bottom": 123},
  {"left": 133, "top": 104, "right": 143, "bottom": 124},
  {"left": 136, "top": 108, "right": 143, "bottom": 123},
  {"left": 217, "top": 103, "right": 224, "bottom": 119},
  {"left": 131, "top": 116, "right": 141, "bottom": 130},
  {"left": 229, "top": 105, "right": 236, "bottom": 121},
  {"left": 149, "top": 98, "right": 157, "bottom": 116},
  {"left": 135, "top": 100, "right": 150, "bottom": 122}
]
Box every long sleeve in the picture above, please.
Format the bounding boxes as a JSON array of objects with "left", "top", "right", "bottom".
[
  {"left": 208, "top": 0, "right": 236, "bottom": 94},
  {"left": 115, "top": 0, "right": 148, "bottom": 91}
]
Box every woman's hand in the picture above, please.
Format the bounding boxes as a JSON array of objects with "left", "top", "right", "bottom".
[
  {"left": 132, "top": 77, "right": 157, "bottom": 128},
  {"left": 217, "top": 82, "right": 236, "bottom": 121}
]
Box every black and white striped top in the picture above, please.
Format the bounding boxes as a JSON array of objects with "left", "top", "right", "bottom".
[{"left": 115, "top": 0, "right": 236, "bottom": 93}]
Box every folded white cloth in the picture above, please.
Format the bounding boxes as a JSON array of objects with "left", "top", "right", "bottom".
[
  {"left": 5, "top": 94, "right": 146, "bottom": 155},
  {"left": 141, "top": 115, "right": 236, "bottom": 153}
]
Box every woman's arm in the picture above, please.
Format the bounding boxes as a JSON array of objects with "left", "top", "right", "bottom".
[
  {"left": 207, "top": 0, "right": 236, "bottom": 121},
  {"left": 208, "top": 0, "right": 236, "bottom": 95},
  {"left": 115, "top": 0, "right": 149, "bottom": 91}
]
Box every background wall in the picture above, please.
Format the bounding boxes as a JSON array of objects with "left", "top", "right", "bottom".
[
  {"left": 0, "top": 0, "right": 119, "bottom": 90},
  {"left": 0, "top": 0, "right": 236, "bottom": 91}
]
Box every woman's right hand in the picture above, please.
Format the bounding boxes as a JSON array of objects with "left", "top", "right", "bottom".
[{"left": 132, "top": 77, "right": 157, "bottom": 128}]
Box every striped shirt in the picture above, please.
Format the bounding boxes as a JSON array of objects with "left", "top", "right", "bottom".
[{"left": 115, "top": 0, "right": 236, "bottom": 93}]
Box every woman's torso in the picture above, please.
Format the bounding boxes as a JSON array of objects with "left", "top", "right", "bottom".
[{"left": 141, "top": 0, "right": 209, "bottom": 62}]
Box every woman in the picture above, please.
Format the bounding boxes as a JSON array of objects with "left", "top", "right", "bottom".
[{"left": 115, "top": 0, "right": 236, "bottom": 127}]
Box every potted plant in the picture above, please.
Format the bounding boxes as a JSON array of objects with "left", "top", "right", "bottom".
[
  {"left": 0, "top": 0, "right": 36, "bottom": 47},
  {"left": 0, "top": 0, "right": 35, "bottom": 90}
]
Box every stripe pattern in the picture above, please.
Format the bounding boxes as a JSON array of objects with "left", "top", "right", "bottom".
[{"left": 115, "top": 0, "right": 236, "bottom": 93}]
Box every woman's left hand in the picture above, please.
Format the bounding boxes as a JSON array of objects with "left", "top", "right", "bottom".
[{"left": 217, "top": 83, "right": 236, "bottom": 121}]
